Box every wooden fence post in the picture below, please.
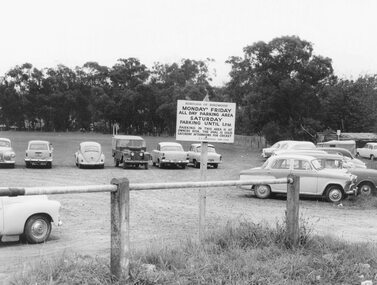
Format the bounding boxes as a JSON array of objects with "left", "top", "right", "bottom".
[
  {"left": 110, "top": 178, "right": 130, "bottom": 280},
  {"left": 286, "top": 174, "right": 300, "bottom": 247},
  {"left": 199, "top": 141, "right": 208, "bottom": 241}
]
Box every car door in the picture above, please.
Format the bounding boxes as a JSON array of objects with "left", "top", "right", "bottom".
[
  {"left": 291, "top": 159, "right": 318, "bottom": 195},
  {"left": 268, "top": 158, "right": 292, "bottom": 192}
]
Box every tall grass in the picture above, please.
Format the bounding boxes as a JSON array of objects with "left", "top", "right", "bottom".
[{"left": 8, "top": 219, "right": 377, "bottom": 285}]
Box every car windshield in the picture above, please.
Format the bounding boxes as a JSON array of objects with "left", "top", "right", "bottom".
[
  {"left": 117, "top": 139, "right": 146, "bottom": 148},
  {"left": 161, "top": 146, "right": 183, "bottom": 151},
  {"left": 29, "top": 143, "right": 48, "bottom": 150},
  {"left": 0, "top": 140, "right": 10, "bottom": 147},
  {"left": 83, "top": 145, "right": 99, "bottom": 152},
  {"left": 311, "top": 159, "right": 323, "bottom": 170},
  {"left": 261, "top": 159, "right": 270, "bottom": 169}
]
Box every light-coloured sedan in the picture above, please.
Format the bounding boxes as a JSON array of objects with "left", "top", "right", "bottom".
[
  {"left": 25, "top": 140, "right": 53, "bottom": 168},
  {"left": 151, "top": 142, "right": 188, "bottom": 168},
  {"left": 0, "top": 195, "right": 61, "bottom": 243},
  {"left": 74, "top": 141, "right": 105, "bottom": 169},
  {"left": 239, "top": 154, "right": 357, "bottom": 203},
  {"left": 0, "top": 138, "right": 16, "bottom": 168},
  {"left": 187, "top": 143, "right": 222, "bottom": 168}
]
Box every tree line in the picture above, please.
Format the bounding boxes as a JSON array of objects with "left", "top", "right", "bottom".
[{"left": 1, "top": 35, "right": 376, "bottom": 142}]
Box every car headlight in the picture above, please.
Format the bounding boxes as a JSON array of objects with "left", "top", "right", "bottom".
[
  {"left": 140, "top": 152, "right": 144, "bottom": 157},
  {"left": 131, "top": 152, "right": 134, "bottom": 156}
]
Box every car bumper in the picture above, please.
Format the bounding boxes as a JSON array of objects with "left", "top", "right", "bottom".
[
  {"left": 161, "top": 159, "right": 189, "bottom": 164},
  {"left": 345, "top": 183, "right": 358, "bottom": 195},
  {"left": 25, "top": 158, "right": 53, "bottom": 165},
  {"left": 0, "top": 160, "right": 15, "bottom": 164},
  {"left": 124, "top": 160, "right": 148, "bottom": 164}
]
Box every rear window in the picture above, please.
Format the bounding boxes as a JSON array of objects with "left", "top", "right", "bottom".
[
  {"left": 0, "top": 140, "right": 10, "bottom": 147},
  {"left": 83, "top": 145, "right": 99, "bottom": 152},
  {"left": 161, "top": 145, "right": 183, "bottom": 151},
  {"left": 29, "top": 143, "right": 48, "bottom": 150}
]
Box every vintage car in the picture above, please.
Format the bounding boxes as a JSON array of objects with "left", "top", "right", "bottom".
[
  {"left": 74, "top": 141, "right": 105, "bottom": 169},
  {"left": 0, "top": 195, "right": 62, "bottom": 243},
  {"left": 187, "top": 143, "right": 222, "bottom": 168},
  {"left": 272, "top": 141, "right": 316, "bottom": 156},
  {"left": 151, "top": 142, "right": 189, "bottom": 168},
  {"left": 0, "top": 138, "right": 16, "bottom": 168},
  {"left": 239, "top": 154, "right": 357, "bottom": 203},
  {"left": 318, "top": 147, "right": 366, "bottom": 168},
  {"left": 356, "top": 142, "right": 377, "bottom": 160},
  {"left": 112, "top": 135, "right": 150, "bottom": 169},
  {"left": 25, "top": 140, "right": 53, "bottom": 168},
  {"left": 304, "top": 152, "right": 377, "bottom": 196},
  {"left": 261, "top": 140, "right": 295, "bottom": 159}
]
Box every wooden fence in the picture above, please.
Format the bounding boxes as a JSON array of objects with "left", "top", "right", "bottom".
[
  {"left": 234, "top": 135, "right": 267, "bottom": 149},
  {"left": 0, "top": 175, "right": 299, "bottom": 280}
]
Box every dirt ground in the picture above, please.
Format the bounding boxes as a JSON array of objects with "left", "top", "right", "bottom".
[{"left": 1, "top": 132, "right": 377, "bottom": 283}]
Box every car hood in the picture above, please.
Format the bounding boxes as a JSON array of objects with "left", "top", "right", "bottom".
[
  {"left": 1, "top": 195, "right": 48, "bottom": 205},
  {"left": 0, "top": 146, "right": 13, "bottom": 152}
]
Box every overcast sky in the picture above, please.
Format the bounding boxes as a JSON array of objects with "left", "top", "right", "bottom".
[{"left": 1, "top": 0, "right": 376, "bottom": 86}]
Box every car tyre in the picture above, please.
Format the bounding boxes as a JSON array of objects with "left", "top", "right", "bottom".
[
  {"left": 194, "top": 160, "right": 200, "bottom": 168},
  {"left": 326, "top": 185, "right": 344, "bottom": 203},
  {"left": 371, "top": 155, "right": 375, "bottom": 161},
  {"left": 114, "top": 158, "right": 119, "bottom": 167},
  {"left": 358, "top": 182, "right": 374, "bottom": 196},
  {"left": 47, "top": 162, "right": 52, "bottom": 169},
  {"left": 23, "top": 214, "right": 52, "bottom": 244},
  {"left": 213, "top": 164, "right": 218, "bottom": 169},
  {"left": 144, "top": 163, "right": 149, "bottom": 170},
  {"left": 255, "top": 184, "right": 271, "bottom": 199}
]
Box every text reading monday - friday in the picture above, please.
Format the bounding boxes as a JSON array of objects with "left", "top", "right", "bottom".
[{"left": 178, "top": 106, "right": 233, "bottom": 126}]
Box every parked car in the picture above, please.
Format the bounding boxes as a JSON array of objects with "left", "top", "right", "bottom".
[
  {"left": 318, "top": 147, "right": 366, "bottom": 168},
  {"left": 0, "top": 138, "right": 16, "bottom": 168},
  {"left": 187, "top": 143, "right": 222, "bottom": 168},
  {"left": 261, "top": 140, "right": 295, "bottom": 159},
  {"left": 356, "top": 142, "right": 377, "bottom": 160},
  {"left": 25, "top": 140, "right": 53, "bottom": 168},
  {"left": 0, "top": 195, "right": 62, "bottom": 243},
  {"left": 112, "top": 135, "right": 150, "bottom": 169},
  {"left": 74, "top": 141, "right": 105, "bottom": 169},
  {"left": 272, "top": 141, "right": 316, "bottom": 156},
  {"left": 305, "top": 152, "right": 377, "bottom": 196},
  {"left": 151, "top": 142, "right": 188, "bottom": 168},
  {"left": 239, "top": 154, "right": 357, "bottom": 203}
]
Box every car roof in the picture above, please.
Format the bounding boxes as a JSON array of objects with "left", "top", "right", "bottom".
[
  {"left": 0, "top": 138, "right": 11, "bottom": 142},
  {"left": 159, "top": 142, "right": 182, "bottom": 147},
  {"left": 113, "top": 135, "right": 144, "bottom": 140},
  {"left": 319, "top": 147, "right": 351, "bottom": 153},
  {"left": 80, "top": 141, "right": 101, "bottom": 147},
  {"left": 191, "top": 143, "right": 215, "bottom": 147},
  {"left": 366, "top": 142, "right": 377, "bottom": 146},
  {"left": 270, "top": 154, "right": 316, "bottom": 160},
  {"left": 28, "top": 140, "right": 50, "bottom": 144},
  {"left": 299, "top": 153, "right": 344, "bottom": 159}
]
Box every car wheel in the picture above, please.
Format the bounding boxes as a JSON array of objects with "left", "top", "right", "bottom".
[
  {"left": 213, "top": 164, "right": 218, "bottom": 169},
  {"left": 326, "top": 185, "right": 344, "bottom": 203},
  {"left": 152, "top": 161, "right": 156, "bottom": 166},
  {"left": 25, "top": 162, "right": 30, "bottom": 168},
  {"left": 23, "top": 215, "right": 52, "bottom": 244},
  {"left": 158, "top": 159, "right": 164, "bottom": 168},
  {"left": 47, "top": 162, "right": 52, "bottom": 169},
  {"left": 144, "top": 163, "right": 149, "bottom": 170},
  {"left": 371, "top": 155, "right": 375, "bottom": 161},
  {"left": 254, "top": 185, "right": 271, "bottom": 199},
  {"left": 358, "top": 182, "right": 374, "bottom": 196},
  {"left": 181, "top": 164, "right": 186, "bottom": 169},
  {"left": 194, "top": 160, "right": 200, "bottom": 168}
]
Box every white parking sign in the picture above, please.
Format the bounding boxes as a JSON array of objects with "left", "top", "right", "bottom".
[{"left": 176, "top": 100, "right": 236, "bottom": 143}]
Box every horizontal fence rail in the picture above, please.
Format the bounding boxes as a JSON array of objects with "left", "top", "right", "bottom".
[
  {"left": 0, "top": 176, "right": 298, "bottom": 280},
  {"left": 0, "top": 178, "right": 292, "bottom": 196}
]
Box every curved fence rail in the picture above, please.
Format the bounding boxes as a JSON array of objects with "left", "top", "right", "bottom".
[{"left": 0, "top": 175, "right": 299, "bottom": 280}]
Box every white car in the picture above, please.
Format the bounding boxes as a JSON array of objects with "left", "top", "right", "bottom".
[
  {"left": 75, "top": 141, "right": 105, "bottom": 169},
  {"left": 0, "top": 195, "right": 61, "bottom": 243},
  {"left": 239, "top": 154, "right": 357, "bottom": 203},
  {"left": 261, "top": 140, "right": 295, "bottom": 159},
  {"left": 25, "top": 140, "right": 53, "bottom": 168},
  {"left": 0, "top": 138, "right": 16, "bottom": 167},
  {"left": 356, "top": 142, "right": 377, "bottom": 160},
  {"left": 151, "top": 142, "right": 189, "bottom": 168},
  {"left": 187, "top": 143, "right": 222, "bottom": 168},
  {"left": 272, "top": 141, "right": 316, "bottom": 156}
]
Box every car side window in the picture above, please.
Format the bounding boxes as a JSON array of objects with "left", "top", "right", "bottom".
[
  {"left": 271, "top": 159, "right": 290, "bottom": 169},
  {"left": 293, "top": 159, "right": 311, "bottom": 170}
]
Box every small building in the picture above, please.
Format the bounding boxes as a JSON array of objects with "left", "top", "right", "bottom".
[{"left": 319, "top": 132, "right": 377, "bottom": 148}]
